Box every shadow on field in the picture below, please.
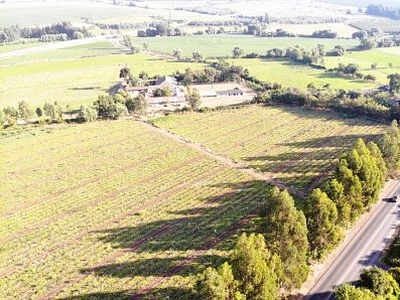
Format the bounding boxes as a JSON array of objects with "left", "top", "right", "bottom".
[
  {"left": 80, "top": 255, "right": 220, "bottom": 278},
  {"left": 241, "top": 132, "right": 381, "bottom": 189},
  {"left": 92, "top": 180, "right": 267, "bottom": 253},
  {"left": 59, "top": 287, "right": 198, "bottom": 300},
  {"left": 60, "top": 291, "right": 130, "bottom": 300},
  {"left": 68, "top": 86, "right": 102, "bottom": 91},
  {"left": 75, "top": 180, "right": 267, "bottom": 298}
]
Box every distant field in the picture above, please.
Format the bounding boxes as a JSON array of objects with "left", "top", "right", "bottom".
[
  {"left": 135, "top": 35, "right": 359, "bottom": 58},
  {"left": 350, "top": 19, "right": 400, "bottom": 33},
  {"left": 0, "top": 41, "right": 47, "bottom": 54},
  {"left": 235, "top": 57, "right": 375, "bottom": 90},
  {"left": 0, "top": 45, "right": 205, "bottom": 109},
  {"left": 325, "top": 48, "right": 400, "bottom": 83},
  {"left": 0, "top": 120, "right": 268, "bottom": 299},
  {"left": 152, "top": 105, "right": 385, "bottom": 190}
]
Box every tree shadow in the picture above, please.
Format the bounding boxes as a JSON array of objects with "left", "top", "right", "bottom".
[
  {"left": 68, "top": 86, "right": 102, "bottom": 91},
  {"left": 93, "top": 180, "right": 267, "bottom": 252},
  {"left": 240, "top": 131, "right": 382, "bottom": 189},
  {"left": 59, "top": 287, "right": 197, "bottom": 300},
  {"left": 80, "top": 255, "right": 221, "bottom": 278}
]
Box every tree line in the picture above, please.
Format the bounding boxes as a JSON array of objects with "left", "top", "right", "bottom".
[
  {"left": 0, "top": 22, "right": 90, "bottom": 43},
  {"left": 366, "top": 4, "right": 400, "bottom": 21},
  {"left": 195, "top": 130, "right": 400, "bottom": 298}
]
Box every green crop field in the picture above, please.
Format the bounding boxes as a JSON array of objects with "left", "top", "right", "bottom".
[
  {"left": 0, "top": 120, "right": 269, "bottom": 299},
  {"left": 0, "top": 44, "right": 205, "bottom": 110},
  {"left": 152, "top": 105, "right": 386, "bottom": 190},
  {"left": 135, "top": 35, "right": 359, "bottom": 59}
]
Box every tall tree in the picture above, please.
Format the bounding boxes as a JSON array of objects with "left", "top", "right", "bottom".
[
  {"left": 18, "top": 100, "right": 35, "bottom": 121},
  {"left": 335, "top": 283, "right": 381, "bottom": 300},
  {"left": 187, "top": 87, "right": 201, "bottom": 111},
  {"left": 359, "top": 267, "right": 400, "bottom": 298},
  {"left": 379, "top": 120, "right": 400, "bottom": 172},
  {"left": 195, "top": 262, "right": 244, "bottom": 300},
  {"left": 260, "top": 187, "right": 309, "bottom": 290},
  {"left": 305, "top": 188, "right": 341, "bottom": 259},
  {"left": 388, "top": 73, "right": 400, "bottom": 94},
  {"left": 232, "top": 47, "right": 244, "bottom": 59},
  {"left": 231, "top": 233, "right": 281, "bottom": 300}
]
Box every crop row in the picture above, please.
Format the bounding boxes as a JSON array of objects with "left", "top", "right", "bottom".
[
  {"left": 0, "top": 153, "right": 217, "bottom": 276},
  {"left": 152, "top": 106, "right": 385, "bottom": 189},
  {"left": 3, "top": 121, "right": 132, "bottom": 172},
  {"left": 1, "top": 129, "right": 189, "bottom": 219},
  {"left": 2, "top": 169, "right": 257, "bottom": 299},
  {"left": 2, "top": 135, "right": 178, "bottom": 218},
  {"left": 53, "top": 183, "right": 265, "bottom": 299}
]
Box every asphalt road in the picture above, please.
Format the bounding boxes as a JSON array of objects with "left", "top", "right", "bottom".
[{"left": 306, "top": 180, "right": 400, "bottom": 300}]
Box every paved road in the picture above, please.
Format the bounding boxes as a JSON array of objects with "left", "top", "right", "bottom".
[{"left": 306, "top": 180, "right": 400, "bottom": 300}]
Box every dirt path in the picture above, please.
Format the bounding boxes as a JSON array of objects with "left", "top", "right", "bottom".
[{"left": 141, "top": 121, "right": 303, "bottom": 196}]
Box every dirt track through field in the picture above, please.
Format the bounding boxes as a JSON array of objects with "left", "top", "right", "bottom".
[{"left": 142, "top": 121, "right": 302, "bottom": 196}]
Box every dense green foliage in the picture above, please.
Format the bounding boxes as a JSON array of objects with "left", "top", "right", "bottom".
[
  {"left": 196, "top": 233, "right": 282, "bottom": 300},
  {"left": 304, "top": 188, "right": 341, "bottom": 259},
  {"left": 0, "top": 21, "right": 89, "bottom": 43},
  {"left": 260, "top": 187, "right": 309, "bottom": 290},
  {"left": 324, "top": 139, "right": 386, "bottom": 224}
]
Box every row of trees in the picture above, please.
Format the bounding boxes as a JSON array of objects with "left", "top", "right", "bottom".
[
  {"left": 196, "top": 187, "right": 309, "bottom": 299},
  {"left": 366, "top": 4, "right": 400, "bottom": 21},
  {"left": 264, "top": 45, "right": 325, "bottom": 67},
  {"left": 0, "top": 100, "right": 99, "bottom": 128},
  {"left": 0, "top": 22, "right": 89, "bottom": 43},
  {"left": 327, "top": 63, "right": 376, "bottom": 82},
  {"left": 197, "top": 131, "right": 399, "bottom": 297},
  {"left": 173, "top": 62, "right": 247, "bottom": 86}
]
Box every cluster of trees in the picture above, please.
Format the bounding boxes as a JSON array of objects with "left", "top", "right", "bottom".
[
  {"left": 244, "top": 25, "right": 295, "bottom": 37},
  {"left": 93, "top": 91, "right": 146, "bottom": 119},
  {"left": 137, "top": 23, "right": 184, "bottom": 37},
  {"left": 352, "top": 29, "right": 400, "bottom": 50},
  {"left": 327, "top": 63, "right": 376, "bottom": 82},
  {"left": 311, "top": 29, "right": 337, "bottom": 39},
  {"left": 0, "top": 100, "right": 99, "bottom": 128},
  {"left": 251, "top": 71, "right": 400, "bottom": 123},
  {"left": 335, "top": 267, "right": 400, "bottom": 299},
  {"left": 366, "top": 4, "right": 400, "bottom": 20},
  {"left": 196, "top": 187, "right": 309, "bottom": 299},
  {"left": 0, "top": 22, "right": 89, "bottom": 43},
  {"left": 265, "top": 45, "right": 325, "bottom": 67},
  {"left": 173, "top": 61, "right": 247, "bottom": 86}
]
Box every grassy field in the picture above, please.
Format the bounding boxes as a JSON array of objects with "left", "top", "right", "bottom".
[
  {"left": 0, "top": 43, "right": 205, "bottom": 110},
  {"left": 0, "top": 120, "right": 268, "bottom": 299},
  {"left": 0, "top": 41, "right": 49, "bottom": 54},
  {"left": 235, "top": 57, "right": 375, "bottom": 90},
  {"left": 325, "top": 48, "right": 400, "bottom": 84},
  {"left": 135, "top": 35, "right": 359, "bottom": 58},
  {"left": 152, "top": 105, "right": 385, "bottom": 190}
]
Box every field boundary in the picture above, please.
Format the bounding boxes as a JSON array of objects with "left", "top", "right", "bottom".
[{"left": 141, "top": 121, "right": 302, "bottom": 196}]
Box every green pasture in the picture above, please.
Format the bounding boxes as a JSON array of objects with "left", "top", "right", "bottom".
[
  {"left": 0, "top": 46, "right": 205, "bottom": 109},
  {"left": 235, "top": 58, "right": 375, "bottom": 90},
  {"left": 324, "top": 48, "right": 400, "bottom": 84},
  {"left": 134, "top": 35, "right": 359, "bottom": 58},
  {"left": 0, "top": 41, "right": 47, "bottom": 54}
]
